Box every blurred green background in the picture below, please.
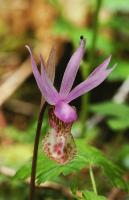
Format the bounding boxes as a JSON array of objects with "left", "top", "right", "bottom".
[{"left": 0, "top": 0, "right": 129, "bottom": 199}]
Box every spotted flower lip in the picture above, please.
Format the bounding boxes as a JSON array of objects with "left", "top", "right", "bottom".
[{"left": 26, "top": 38, "right": 115, "bottom": 123}]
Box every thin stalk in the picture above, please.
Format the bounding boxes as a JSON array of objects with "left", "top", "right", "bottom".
[
  {"left": 89, "top": 165, "right": 98, "bottom": 195},
  {"left": 90, "top": 0, "right": 103, "bottom": 67},
  {"left": 29, "top": 102, "right": 47, "bottom": 200},
  {"left": 80, "top": 0, "right": 103, "bottom": 136},
  {"left": 80, "top": 62, "right": 90, "bottom": 136}
]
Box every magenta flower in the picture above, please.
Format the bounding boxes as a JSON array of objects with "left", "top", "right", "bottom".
[{"left": 26, "top": 38, "right": 115, "bottom": 164}]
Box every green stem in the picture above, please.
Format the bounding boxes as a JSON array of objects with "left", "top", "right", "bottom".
[
  {"left": 90, "top": 0, "right": 103, "bottom": 67},
  {"left": 80, "top": 0, "right": 103, "bottom": 137},
  {"left": 89, "top": 165, "right": 98, "bottom": 195},
  {"left": 80, "top": 62, "right": 90, "bottom": 136},
  {"left": 29, "top": 102, "right": 47, "bottom": 200}
]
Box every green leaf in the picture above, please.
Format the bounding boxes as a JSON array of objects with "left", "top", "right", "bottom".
[
  {"left": 116, "top": 145, "right": 129, "bottom": 169},
  {"left": 108, "top": 61, "right": 129, "bottom": 81},
  {"left": 70, "top": 181, "right": 78, "bottom": 196},
  {"left": 77, "top": 141, "right": 128, "bottom": 191},
  {"left": 90, "top": 102, "right": 129, "bottom": 119},
  {"left": 14, "top": 140, "right": 128, "bottom": 191},
  {"left": 107, "top": 118, "right": 129, "bottom": 131},
  {"left": 90, "top": 102, "right": 129, "bottom": 130},
  {"left": 82, "top": 191, "right": 107, "bottom": 200},
  {"left": 103, "top": 0, "right": 129, "bottom": 12}
]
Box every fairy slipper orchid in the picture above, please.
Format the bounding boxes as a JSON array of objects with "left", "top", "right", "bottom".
[{"left": 26, "top": 37, "right": 115, "bottom": 164}]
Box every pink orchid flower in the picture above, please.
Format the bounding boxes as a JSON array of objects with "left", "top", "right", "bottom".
[{"left": 26, "top": 37, "right": 115, "bottom": 164}]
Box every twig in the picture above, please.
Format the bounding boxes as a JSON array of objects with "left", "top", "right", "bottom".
[
  {"left": 4, "top": 99, "right": 37, "bottom": 116},
  {"left": 0, "top": 166, "right": 15, "bottom": 176},
  {"left": 0, "top": 59, "right": 32, "bottom": 107},
  {"left": 113, "top": 76, "right": 129, "bottom": 103},
  {"left": 0, "top": 44, "right": 57, "bottom": 107},
  {"left": 108, "top": 188, "right": 121, "bottom": 200},
  {"left": 0, "top": 110, "right": 6, "bottom": 127}
]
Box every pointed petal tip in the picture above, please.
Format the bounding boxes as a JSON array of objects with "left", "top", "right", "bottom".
[
  {"left": 39, "top": 53, "right": 44, "bottom": 64},
  {"left": 113, "top": 63, "right": 117, "bottom": 68},
  {"left": 25, "top": 45, "right": 33, "bottom": 56},
  {"left": 25, "top": 45, "right": 29, "bottom": 49},
  {"left": 101, "top": 55, "right": 112, "bottom": 70},
  {"left": 106, "top": 62, "right": 117, "bottom": 73},
  {"left": 107, "top": 54, "right": 112, "bottom": 62},
  {"left": 80, "top": 36, "right": 86, "bottom": 47},
  {"left": 103, "top": 55, "right": 112, "bottom": 66},
  {"left": 80, "top": 35, "right": 84, "bottom": 40},
  {"left": 108, "top": 63, "right": 117, "bottom": 72},
  {"left": 109, "top": 54, "right": 112, "bottom": 59},
  {"left": 25, "top": 45, "right": 30, "bottom": 50}
]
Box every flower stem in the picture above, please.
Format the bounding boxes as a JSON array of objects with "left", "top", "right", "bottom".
[
  {"left": 89, "top": 165, "right": 98, "bottom": 195},
  {"left": 80, "top": 62, "right": 90, "bottom": 136},
  {"left": 80, "top": 0, "right": 103, "bottom": 136},
  {"left": 90, "top": 0, "right": 103, "bottom": 67},
  {"left": 29, "top": 102, "right": 47, "bottom": 200}
]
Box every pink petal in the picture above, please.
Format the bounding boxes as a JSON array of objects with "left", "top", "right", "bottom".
[
  {"left": 65, "top": 65, "right": 116, "bottom": 103},
  {"left": 40, "top": 54, "right": 60, "bottom": 104},
  {"left": 26, "top": 45, "right": 59, "bottom": 105},
  {"left": 89, "top": 56, "right": 112, "bottom": 78},
  {"left": 54, "top": 101, "right": 77, "bottom": 123},
  {"left": 59, "top": 38, "right": 86, "bottom": 97}
]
